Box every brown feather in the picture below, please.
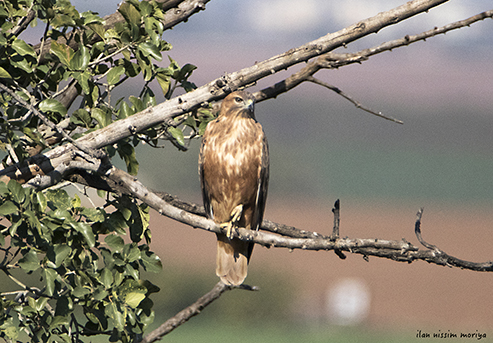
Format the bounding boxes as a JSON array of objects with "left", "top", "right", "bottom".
[{"left": 199, "top": 91, "right": 269, "bottom": 285}]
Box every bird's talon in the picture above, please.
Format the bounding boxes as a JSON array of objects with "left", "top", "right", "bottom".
[{"left": 220, "top": 222, "right": 234, "bottom": 239}]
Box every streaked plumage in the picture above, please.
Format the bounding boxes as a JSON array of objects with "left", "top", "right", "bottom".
[{"left": 199, "top": 91, "right": 269, "bottom": 285}]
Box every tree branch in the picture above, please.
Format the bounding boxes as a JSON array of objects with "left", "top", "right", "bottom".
[
  {"left": 254, "top": 9, "right": 493, "bottom": 121},
  {"left": 0, "top": 0, "right": 455, "bottom": 184},
  {"left": 95, "top": 165, "right": 493, "bottom": 273},
  {"left": 140, "top": 282, "right": 258, "bottom": 343}
]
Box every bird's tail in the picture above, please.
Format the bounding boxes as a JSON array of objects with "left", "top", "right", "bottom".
[{"left": 215, "top": 233, "right": 253, "bottom": 286}]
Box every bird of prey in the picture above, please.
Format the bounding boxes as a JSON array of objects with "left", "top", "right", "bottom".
[{"left": 199, "top": 91, "right": 269, "bottom": 286}]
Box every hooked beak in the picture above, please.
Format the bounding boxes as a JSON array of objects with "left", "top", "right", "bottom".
[{"left": 245, "top": 98, "right": 254, "bottom": 113}]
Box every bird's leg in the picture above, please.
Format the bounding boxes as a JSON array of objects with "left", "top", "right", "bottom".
[{"left": 220, "top": 204, "right": 243, "bottom": 239}]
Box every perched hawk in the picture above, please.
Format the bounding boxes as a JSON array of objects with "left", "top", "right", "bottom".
[{"left": 199, "top": 91, "right": 269, "bottom": 286}]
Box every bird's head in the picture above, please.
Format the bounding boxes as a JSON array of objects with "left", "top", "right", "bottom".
[{"left": 219, "top": 91, "right": 256, "bottom": 119}]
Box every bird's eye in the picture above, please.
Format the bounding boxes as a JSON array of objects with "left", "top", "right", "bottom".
[{"left": 234, "top": 97, "right": 242, "bottom": 103}]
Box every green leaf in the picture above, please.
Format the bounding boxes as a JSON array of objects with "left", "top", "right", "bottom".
[
  {"left": 23, "top": 209, "right": 42, "bottom": 232},
  {"left": 105, "top": 234, "right": 124, "bottom": 252},
  {"left": 140, "top": 249, "right": 162, "bottom": 273},
  {"left": 46, "top": 189, "right": 71, "bottom": 210},
  {"left": 50, "top": 41, "right": 75, "bottom": 67},
  {"left": 118, "top": 2, "right": 141, "bottom": 25},
  {"left": 100, "top": 268, "right": 113, "bottom": 289},
  {"left": 39, "top": 99, "right": 67, "bottom": 116},
  {"left": 168, "top": 56, "right": 180, "bottom": 74},
  {"left": 129, "top": 96, "right": 144, "bottom": 113},
  {"left": 12, "top": 39, "right": 36, "bottom": 57},
  {"left": 71, "top": 222, "right": 95, "bottom": 248},
  {"left": 0, "top": 66, "right": 12, "bottom": 79},
  {"left": 107, "top": 302, "right": 125, "bottom": 331},
  {"left": 11, "top": 54, "right": 35, "bottom": 73},
  {"left": 168, "top": 127, "right": 185, "bottom": 147},
  {"left": 36, "top": 191, "right": 47, "bottom": 213},
  {"left": 118, "top": 142, "right": 139, "bottom": 176},
  {"left": 0, "top": 319, "right": 18, "bottom": 340},
  {"left": 97, "top": 189, "right": 107, "bottom": 199},
  {"left": 123, "top": 243, "right": 140, "bottom": 263},
  {"left": 119, "top": 279, "right": 147, "bottom": 308},
  {"left": 28, "top": 296, "right": 48, "bottom": 312},
  {"left": 8, "top": 179, "right": 25, "bottom": 204},
  {"left": 42, "top": 268, "right": 58, "bottom": 296},
  {"left": 93, "top": 288, "right": 109, "bottom": 301},
  {"left": 72, "top": 286, "right": 91, "bottom": 298},
  {"left": 51, "top": 13, "right": 76, "bottom": 28},
  {"left": 125, "top": 264, "right": 139, "bottom": 280},
  {"left": 138, "top": 41, "right": 162, "bottom": 61},
  {"left": 91, "top": 81, "right": 100, "bottom": 104},
  {"left": 74, "top": 70, "right": 92, "bottom": 95},
  {"left": 92, "top": 108, "right": 111, "bottom": 128},
  {"left": 139, "top": 1, "right": 153, "bottom": 17},
  {"left": 88, "top": 23, "right": 105, "bottom": 40},
  {"left": 177, "top": 63, "right": 197, "bottom": 81},
  {"left": 70, "top": 108, "right": 92, "bottom": 127},
  {"left": 49, "top": 316, "right": 69, "bottom": 331},
  {"left": 52, "top": 244, "right": 71, "bottom": 268},
  {"left": 71, "top": 194, "right": 81, "bottom": 208},
  {"left": 0, "top": 200, "right": 18, "bottom": 216},
  {"left": 117, "top": 101, "right": 134, "bottom": 119},
  {"left": 80, "top": 207, "right": 105, "bottom": 222},
  {"left": 0, "top": 182, "right": 8, "bottom": 197},
  {"left": 125, "top": 292, "right": 145, "bottom": 308},
  {"left": 156, "top": 71, "right": 170, "bottom": 97},
  {"left": 18, "top": 250, "right": 40, "bottom": 272},
  {"left": 82, "top": 11, "right": 104, "bottom": 25},
  {"left": 123, "top": 60, "right": 139, "bottom": 77},
  {"left": 70, "top": 46, "right": 90, "bottom": 70},
  {"left": 107, "top": 65, "right": 125, "bottom": 85}
]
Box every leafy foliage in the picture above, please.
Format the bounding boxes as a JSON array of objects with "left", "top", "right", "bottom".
[
  {"left": 0, "top": 179, "right": 162, "bottom": 342},
  {"left": 0, "top": 0, "right": 213, "bottom": 169},
  {"left": 0, "top": 0, "right": 212, "bottom": 341}
]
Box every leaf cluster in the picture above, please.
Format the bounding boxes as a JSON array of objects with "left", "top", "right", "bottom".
[
  {"left": 0, "top": 180, "right": 162, "bottom": 342},
  {"left": 0, "top": 0, "right": 209, "bottom": 341},
  {"left": 0, "top": 0, "right": 211, "bottom": 171}
]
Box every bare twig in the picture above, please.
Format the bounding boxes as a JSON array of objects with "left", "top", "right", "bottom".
[
  {"left": 306, "top": 76, "right": 403, "bottom": 124},
  {"left": 412, "top": 208, "right": 493, "bottom": 270},
  {"left": 331, "top": 199, "right": 340, "bottom": 240},
  {"left": 414, "top": 208, "right": 438, "bottom": 251},
  {"left": 141, "top": 281, "right": 258, "bottom": 343},
  {"left": 331, "top": 200, "right": 346, "bottom": 260}
]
